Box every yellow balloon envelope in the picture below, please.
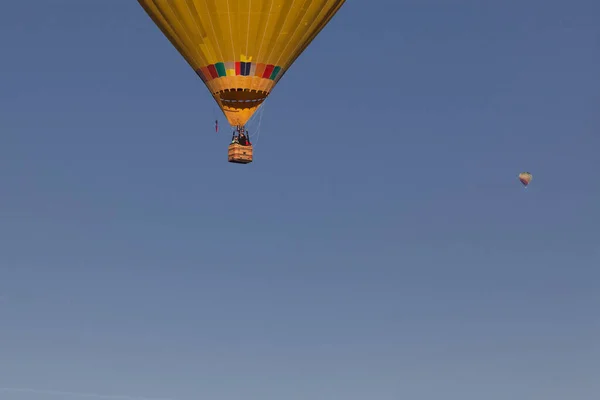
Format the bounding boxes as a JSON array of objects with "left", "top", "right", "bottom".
[{"left": 137, "top": 0, "right": 346, "bottom": 127}]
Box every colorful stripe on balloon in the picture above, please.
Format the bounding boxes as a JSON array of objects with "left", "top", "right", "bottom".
[{"left": 196, "top": 62, "right": 283, "bottom": 83}]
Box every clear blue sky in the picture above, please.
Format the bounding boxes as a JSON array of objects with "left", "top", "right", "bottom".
[{"left": 1, "top": 1, "right": 598, "bottom": 399}]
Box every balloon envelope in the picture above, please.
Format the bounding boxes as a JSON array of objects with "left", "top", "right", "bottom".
[
  {"left": 518, "top": 172, "right": 532, "bottom": 186},
  {"left": 138, "top": 0, "right": 346, "bottom": 126}
]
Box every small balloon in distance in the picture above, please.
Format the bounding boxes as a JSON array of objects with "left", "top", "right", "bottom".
[{"left": 518, "top": 172, "right": 532, "bottom": 187}]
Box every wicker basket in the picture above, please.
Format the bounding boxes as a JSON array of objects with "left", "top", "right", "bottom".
[{"left": 228, "top": 143, "right": 253, "bottom": 164}]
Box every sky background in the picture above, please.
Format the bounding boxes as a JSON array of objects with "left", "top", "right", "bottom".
[{"left": 0, "top": 1, "right": 599, "bottom": 399}]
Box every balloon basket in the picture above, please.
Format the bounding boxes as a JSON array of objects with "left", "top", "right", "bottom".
[{"left": 228, "top": 143, "right": 253, "bottom": 164}]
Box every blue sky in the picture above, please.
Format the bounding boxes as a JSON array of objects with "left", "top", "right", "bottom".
[{"left": 0, "top": 1, "right": 598, "bottom": 399}]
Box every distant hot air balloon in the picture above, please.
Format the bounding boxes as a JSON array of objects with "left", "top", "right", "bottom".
[
  {"left": 518, "top": 172, "right": 532, "bottom": 187},
  {"left": 137, "top": 0, "right": 346, "bottom": 163}
]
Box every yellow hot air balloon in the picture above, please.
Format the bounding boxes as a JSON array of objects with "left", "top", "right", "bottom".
[
  {"left": 137, "top": 0, "right": 346, "bottom": 163},
  {"left": 518, "top": 172, "right": 532, "bottom": 187}
]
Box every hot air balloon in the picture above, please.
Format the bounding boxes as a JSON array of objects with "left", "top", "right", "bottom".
[
  {"left": 137, "top": 0, "right": 346, "bottom": 164},
  {"left": 518, "top": 172, "right": 532, "bottom": 187}
]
